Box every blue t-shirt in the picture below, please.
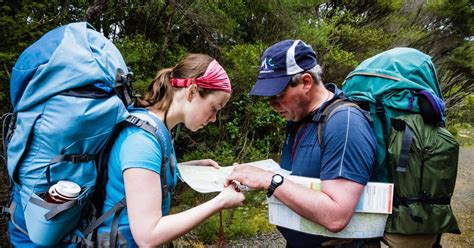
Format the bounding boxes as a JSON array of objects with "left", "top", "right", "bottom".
[
  {"left": 278, "top": 84, "right": 377, "bottom": 247},
  {"left": 98, "top": 110, "right": 177, "bottom": 244}
]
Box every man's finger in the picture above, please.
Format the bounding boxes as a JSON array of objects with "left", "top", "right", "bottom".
[{"left": 226, "top": 173, "right": 238, "bottom": 183}]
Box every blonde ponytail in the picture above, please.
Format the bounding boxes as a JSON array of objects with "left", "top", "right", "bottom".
[{"left": 136, "top": 54, "right": 215, "bottom": 111}]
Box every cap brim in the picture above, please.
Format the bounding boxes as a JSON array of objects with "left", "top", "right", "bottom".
[{"left": 249, "top": 75, "right": 292, "bottom": 97}]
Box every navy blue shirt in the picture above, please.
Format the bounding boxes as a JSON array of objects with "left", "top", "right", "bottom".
[{"left": 277, "top": 84, "right": 376, "bottom": 247}]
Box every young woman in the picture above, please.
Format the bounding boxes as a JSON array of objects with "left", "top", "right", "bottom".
[{"left": 98, "top": 54, "right": 245, "bottom": 246}]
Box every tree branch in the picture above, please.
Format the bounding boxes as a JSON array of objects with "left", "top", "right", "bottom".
[
  {"left": 84, "top": 0, "right": 106, "bottom": 22},
  {"left": 3, "top": 63, "right": 10, "bottom": 80}
]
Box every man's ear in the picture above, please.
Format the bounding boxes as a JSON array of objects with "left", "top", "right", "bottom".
[{"left": 301, "top": 73, "right": 314, "bottom": 91}]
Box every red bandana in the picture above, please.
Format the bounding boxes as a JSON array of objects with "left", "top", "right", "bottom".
[{"left": 170, "top": 60, "right": 231, "bottom": 93}]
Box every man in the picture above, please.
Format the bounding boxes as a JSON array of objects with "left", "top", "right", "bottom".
[{"left": 227, "top": 40, "right": 377, "bottom": 247}]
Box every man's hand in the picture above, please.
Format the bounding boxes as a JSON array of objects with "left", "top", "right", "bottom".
[
  {"left": 179, "top": 159, "right": 220, "bottom": 169},
  {"left": 226, "top": 164, "right": 274, "bottom": 190}
]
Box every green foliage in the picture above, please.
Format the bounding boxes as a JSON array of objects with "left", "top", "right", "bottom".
[
  {"left": 0, "top": 0, "right": 473, "bottom": 245},
  {"left": 448, "top": 123, "right": 474, "bottom": 147},
  {"left": 115, "top": 35, "right": 160, "bottom": 94},
  {"left": 181, "top": 141, "right": 236, "bottom": 166},
  {"left": 171, "top": 189, "right": 272, "bottom": 245},
  {"left": 446, "top": 94, "right": 474, "bottom": 146},
  {"left": 193, "top": 191, "right": 272, "bottom": 244}
]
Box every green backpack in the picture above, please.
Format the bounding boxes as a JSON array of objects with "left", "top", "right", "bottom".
[{"left": 336, "top": 47, "right": 460, "bottom": 235}]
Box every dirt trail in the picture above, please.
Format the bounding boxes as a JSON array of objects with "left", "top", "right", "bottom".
[{"left": 441, "top": 147, "right": 474, "bottom": 247}]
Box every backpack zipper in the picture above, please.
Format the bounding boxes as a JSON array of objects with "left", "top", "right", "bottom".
[{"left": 345, "top": 72, "right": 402, "bottom": 83}]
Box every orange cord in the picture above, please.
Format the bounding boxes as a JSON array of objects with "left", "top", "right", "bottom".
[
  {"left": 217, "top": 183, "right": 241, "bottom": 247},
  {"left": 217, "top": 210, "right": 225, "bottom": 247}
]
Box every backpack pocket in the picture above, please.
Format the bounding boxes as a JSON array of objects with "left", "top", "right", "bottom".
[
  {"left": 19, "top": 158, "right": 97, "bottom": 246},
  {"left": 385, "top": 114, "right": 460, "bottom": 234},
  {"left": 388, "top": 202, "right": 459, "bottom": 234},
  {"left": 22, "top": 185, "right": 93, "bottom": 246}
]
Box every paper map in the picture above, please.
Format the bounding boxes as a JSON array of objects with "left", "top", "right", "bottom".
[
  {"left": 177, "top": 159, "right": 282, "bottom": 193},
  {"left": 178, "top": 159, "right": 392, "bottom": 238}
]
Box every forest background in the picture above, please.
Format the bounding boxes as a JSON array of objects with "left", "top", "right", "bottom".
[{"left": 0, "top": 0, "right": 472, "bottom": 246}]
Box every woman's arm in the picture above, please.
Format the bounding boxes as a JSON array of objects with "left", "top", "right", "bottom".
[
  {"left": 178, "top": 159, "right": 220, "bottom": 169},
  {"left": 124, "top": 168, "right": 244, "bottom": 246}
]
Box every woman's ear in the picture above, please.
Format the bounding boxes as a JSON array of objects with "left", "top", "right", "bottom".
[{"left": 187, "top": 84, "right": 197, "bottom": 102}]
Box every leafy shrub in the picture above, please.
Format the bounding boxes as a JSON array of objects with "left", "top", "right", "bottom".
[{"left": 192, "top": 191, "right": 273, "bottom": 244}]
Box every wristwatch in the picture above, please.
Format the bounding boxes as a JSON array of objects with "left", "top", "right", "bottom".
[{"left": 267, "top": 174, "right": 284, "bottom": 197}]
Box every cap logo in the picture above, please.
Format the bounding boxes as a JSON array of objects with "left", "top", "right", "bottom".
[{"left": 260, "top": 57, "right": 275, "bottom": 73}]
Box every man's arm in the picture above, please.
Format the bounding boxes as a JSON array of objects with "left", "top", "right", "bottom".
[
  {"left": 273, "top": 177, "right": 364, "bottom": 232},
  {"left": 226, "top": 166, "right": 363, "bottom": 232}
]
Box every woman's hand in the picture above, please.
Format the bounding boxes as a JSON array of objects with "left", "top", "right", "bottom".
[
  {"left": 215, "top": 184, "right": 245, "bottom": 209},
  {"left": 179, "top": 159, "right": 220, "bottom": 169}
]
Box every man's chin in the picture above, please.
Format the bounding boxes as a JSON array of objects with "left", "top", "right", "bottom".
[
  {"left": 284, "top": 115, "right": 301, "bottom": 122},
  {"left": 280, "top": 113, "right": 295, "bottom": 121}
]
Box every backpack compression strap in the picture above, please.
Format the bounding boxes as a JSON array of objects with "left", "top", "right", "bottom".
[
  {"left": 2, "top": 113, "right": 16, "bottom": 161},
  {"left": 26, "top": 154, "right": 96, "bottom": 221},
  {"left": 114, "top": 68, "right": 134, "bottom": 106},
  {"left": 375, "top": 95, "right": 389, "bottom": 146},
  {"left": 1, "top": 113, "right": 15, "bottom": 220},
  {"left": 81, "top": 197, "right": 127, "bottom": 244},
  {"left": 390, "top": 119, "right": 415, "bottom": 173},
  {"left": 314, "top": 98, "right": 371, "bottom": 149}
]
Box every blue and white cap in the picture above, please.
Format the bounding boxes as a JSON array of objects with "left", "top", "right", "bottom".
[{"left": 250, "top": 39, "right": 318, "bottom": 96}]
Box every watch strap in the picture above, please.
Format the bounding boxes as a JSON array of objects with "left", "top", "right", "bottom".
[{"left": 267, "top": 174, "right": 284, "bottom": 197}]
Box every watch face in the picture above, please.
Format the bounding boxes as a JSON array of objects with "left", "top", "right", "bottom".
[{"left": 273, "top": 175, "right": 283, "bottom": 183}]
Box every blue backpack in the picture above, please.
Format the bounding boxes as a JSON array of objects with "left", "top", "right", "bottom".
[{"left": 2, "top": 22, "right": 175, "bottom": 246}]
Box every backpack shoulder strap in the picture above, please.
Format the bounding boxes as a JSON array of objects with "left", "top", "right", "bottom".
[
  {"left": 124, "top": 114, "right": 173, "bottom": 196},
  {"left": 314, "top": 98, "right": 371, "bottom": 149},
  {"left": 81, "top": 113, "right": 173, "bottom": 243}
]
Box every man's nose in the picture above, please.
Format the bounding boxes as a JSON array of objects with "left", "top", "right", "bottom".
[{"left": 269, "top": 98, "right": 280, "bottom": 108}]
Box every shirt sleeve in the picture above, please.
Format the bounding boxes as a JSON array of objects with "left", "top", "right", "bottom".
[
  {"left": 118, "top": 129, "right": 163, "bottom": 175},
  {"left": 319, "top": 106, "right": 376, "bottom": 185}
]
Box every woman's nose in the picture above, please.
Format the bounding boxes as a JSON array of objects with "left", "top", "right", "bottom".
[{"left": 209, "top": 113, "right": 217, "bottom": 123}]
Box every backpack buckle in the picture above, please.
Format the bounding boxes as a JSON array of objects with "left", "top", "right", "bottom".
[
  {"left": 375, "top": 104, "right": 384, "bottom": 114},
  {"left": 70, "top": 154, "right": 94, "bottom": 163},
  {"left": 420, "top": 191, "right": 431, "bottom": 201},
  {"left": 1, "top": 206, "right": 10, "bottom": 218},
  {"left": 127, "top": 115, "right": 144, "bottom": 127},
  {"left": 129, "top": 115, "right": 139, "bottom": 124},
  {"left": 375, "top": 95, "right": 385, "bottom": 115},
  {"left": 391, "top": 119, "right": 406, "bottom": 131},
  {"left": 162, "top": 184, "right": 169, "bottom": 196}
]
